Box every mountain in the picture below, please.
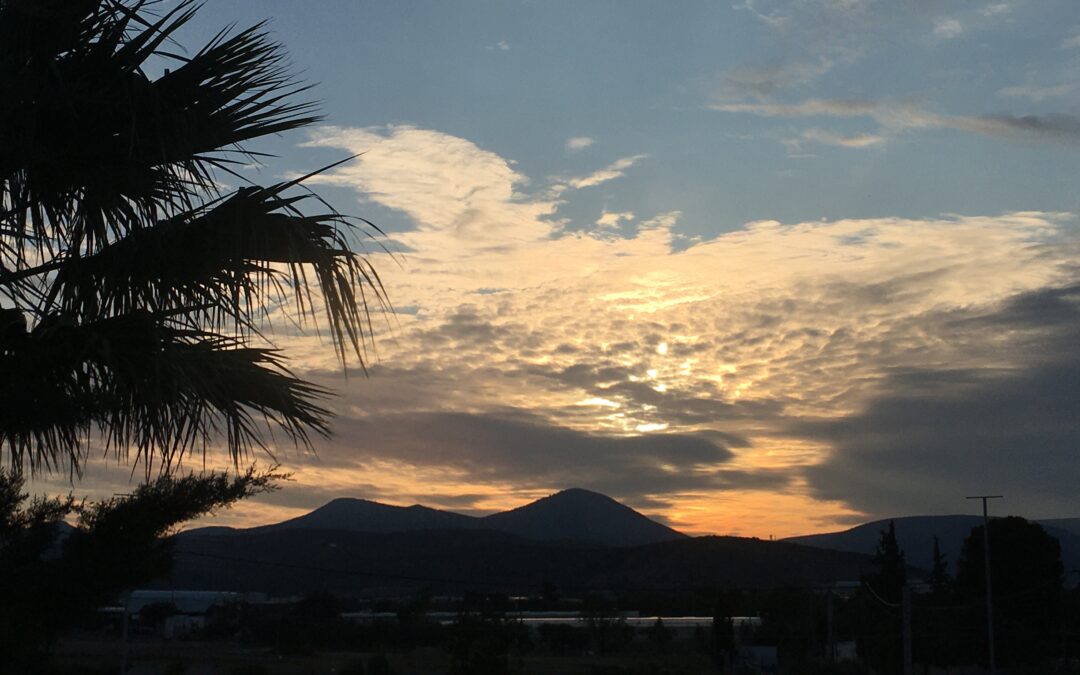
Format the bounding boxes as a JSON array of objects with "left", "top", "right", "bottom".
[
  {"left": 1038, "top": 518, "right": 1080, "bottom": 538},
  {"left": 168, "top": 528, "right": 871, "bottom": 597},
  {"left": 163, "top": 490, "right": 868, "bottom": 596},
  {"left": 784, "top": 515, "right": 1080, "bottom": 574},
  {"left": 253, "top": 498, "right": 479, "bottom": 534},
  {"left": 184, "top": 488, "right": 684, "bottom": 547},
  {"left": 481, "top": 488, "right": 686, "bottom": 546}
]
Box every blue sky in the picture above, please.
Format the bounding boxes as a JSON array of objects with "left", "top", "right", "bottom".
[
  {"left": 183, "top": 0, "right": 1080, "bottom": 235},
  {"left": 51, "top": 0, "right": 1080, "bottom": 537}
]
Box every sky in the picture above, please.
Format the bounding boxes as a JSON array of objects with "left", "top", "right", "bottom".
[{"left": 38, "top": 0, "right": 1080, "bottom": 538}]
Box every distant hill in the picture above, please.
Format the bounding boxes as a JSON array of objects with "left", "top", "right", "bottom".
[
  {"left": 785, "top": 515, "right": 1080, "bottom": 574},
  {"left": 254, "top": 498, "right": 480, "bottom": 534},
  {"left": 1038, "top": 518, "right": 1080, "bottom": 538},
  {"left": 164, "top": 489, "right": 861, "bottom": 596},
  {"left": 167, "top": 528, "right": 871, "bottom": 597},
  {"left": 481, "top": 488, "right": 685, "bottom": 546},
  {"left": 184, "top": 488, "right": 684, "bottom": 547}
]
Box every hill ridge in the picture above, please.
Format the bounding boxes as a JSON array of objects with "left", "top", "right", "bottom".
[
  {"left": 784, "top": 514, "right": 1080, "bottom": 573},
  {"left": 188, "top": 487, "right": 685, "bottom": 547}
]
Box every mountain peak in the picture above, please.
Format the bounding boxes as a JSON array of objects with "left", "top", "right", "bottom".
[
  {"left": 260, "top": 496, "right": 476, "bottom": 534},
  {"left": 546, "top": 487, "right": 619, "bottom": 502},
  {"left": 482, "top": 488, "right": 685, "bottom": 546},
  {"left": 217, "top": 488, "right": 684, "bottom": 547}
]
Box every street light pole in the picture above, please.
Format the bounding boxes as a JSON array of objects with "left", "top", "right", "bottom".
[{"left": 966, "top": 495, "right": 1003, "bottom": 675}]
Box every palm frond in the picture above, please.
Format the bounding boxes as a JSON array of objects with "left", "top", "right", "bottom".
[
  {"left": 0, "top": 310, "right": 332, "bottom": 476},
  {"left": 50, "top": 181, "right": 384, "bottom": 357},
  {"left": 0, "top": 0, "right": 319, "bottom": 266},
  {"left": 0, "top": 1, "right": 383, "bottom": 476}
]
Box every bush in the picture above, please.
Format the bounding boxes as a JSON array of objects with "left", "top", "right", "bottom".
[
  {"left": 339, "top": 658, "right": 366, "bottom": 675},
  {"left": 366, "top": 653, "right": 394, "bottom": 675}
]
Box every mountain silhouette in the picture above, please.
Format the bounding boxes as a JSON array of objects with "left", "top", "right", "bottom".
[
  {"left": 186, "top": 488, "right": 684, "bottom": 547},
  {"left": 481, "top": 488, "right": 685, "bottom": 546},
  {"left": 785, "top": 515, "right": 1080, "bottom": 573},
  {"left": 254, "top": 498, "right": 479, "bottom": 534}
]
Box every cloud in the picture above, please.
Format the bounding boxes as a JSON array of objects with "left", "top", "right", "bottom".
[
  {"left": 717, "top": 0, "right": 877, "bottom": 104},
  {"left": 803, "top": 284, "right": 1080, "bottom": 518},
  {"left": 1062, "top": 31, "right": 1080, "bottom": 50},
  {"left": 596, "top": 211, "right": 635, "bottom": 228},
  {"left": 327, "top": 410, "right": 785, "bottom": 501},
  {"left": 711, "top": 99, "right": 878, "bottom": 118},
  {"left": 998, "top": 83, "right": 1075, "bottom": 102},
  {"left": 301, "top": 125, "right": 560, "bottom": 259},
  {"left": 560, "top": 154, "right": 649, "bottom": 191},
  {"left": 486, "top": 40, "right": 510, "bottom": 51},
  {"left": 713, "top": 98, "right": 1080, "bottom": 145},
  {"left": 718, "top": 58, "right": 837, "bottom": 100},
  {"left": 800, "top": 128, "right": 887, "bottom": 149},
  {"left": 566, "top": 136, "right": 595, "bottom": 152},
  {"left": 734, "top": 0, "right": 789, "bottom": 30},
  {"left": 290, "top": 124, "right": 1080, "bottom": 532},
  {"left": 934, "top": 17, "right": 964, "bottom": 39},
  {"left": 979, "top": 3, "right": 1012, "bottom": 17},
  {"left": 51, "top": 124, "right": 1075, "bottom": 537}
]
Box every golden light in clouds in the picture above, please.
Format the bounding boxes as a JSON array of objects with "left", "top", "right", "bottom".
[{"left": 37, "top": 124, "right": 1080, "bottom": 538}]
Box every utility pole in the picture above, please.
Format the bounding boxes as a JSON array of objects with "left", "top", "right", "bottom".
[
  {"left": 902, "top": 584, "right": 912, "bottom": 675},
  {"left": 966, "top": 494, "right": 1003, "bottom": 675},
  {"left": 120, "top": 593, "right": 130, "bottom": 675},
  {"left": 826, "top": 587, "right": 835, "bottom": 663}
]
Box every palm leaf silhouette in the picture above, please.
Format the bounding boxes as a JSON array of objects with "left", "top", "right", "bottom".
[{"left": 0, "top": 0, "right": 386, "bottom": 475}]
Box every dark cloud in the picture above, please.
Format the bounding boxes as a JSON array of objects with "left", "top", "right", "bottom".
[
  {"left": 802, "top": 284, "right": 1080, "bottom": 518},
  {"left": 259, "top": 481, "right": 395, "bottom": 512},
  {"left": 327, "top": 410, "right": 786, "bottom": 505},
  {"left": 972, "top": 113, "right": 1080, "bottom": 143}
]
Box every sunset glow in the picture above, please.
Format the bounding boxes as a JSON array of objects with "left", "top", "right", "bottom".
[{"left": 34, "top": 0, "right": 1080, "bottom": 539}]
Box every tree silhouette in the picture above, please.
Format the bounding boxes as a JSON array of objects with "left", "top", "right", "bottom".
[
  {"left": 857, "top": 520, "right": 906, "bottom": 675},
  {"left": 956, "top": 516, "right": 1063, "bottom": 667},
  {"left": 0, "top": 466, "right": 281, "bottom": 669},
  {"left": 0, "top": 0, "right": 384, "bottom": 475},
  {"left": 929, "top": 535, "right": 950, "bottom": 594},
  {"left": 867, "top": 520, "right": 906, "bottom": 603}
]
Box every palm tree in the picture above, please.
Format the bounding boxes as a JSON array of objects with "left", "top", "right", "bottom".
[{"left": 0, "top": 0, "right": 385, "bottom": 476}]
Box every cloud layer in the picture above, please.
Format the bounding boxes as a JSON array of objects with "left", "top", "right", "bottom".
[
  {"left": 37, "top": 122, "right": 1080, "bottom": 537},
  {"left": 274, "top": 124, "right": 1080, "bottom": 535}
]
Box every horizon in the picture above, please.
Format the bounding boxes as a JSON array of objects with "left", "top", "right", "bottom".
[
  {"left": 175, "top": 486, "right": 1076, "bottom": 540},
  {"left": 29, "top": 0, "right": 1080, "bottom": 540}
]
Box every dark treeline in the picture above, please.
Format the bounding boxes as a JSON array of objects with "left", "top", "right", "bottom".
[
  {"left": 9, "top": 468, "right": 1080, "bottom": 675},
  {"left": 82, "top": 561, "right": 1080, "bottom": 675}
]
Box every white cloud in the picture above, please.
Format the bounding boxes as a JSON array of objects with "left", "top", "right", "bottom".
[
  {"left": 1062, "top": 32, "right": 1080, "bottom": 50},
  {"left": 566, "top": 136, "right": 595, "bottom": 152},
  {"left": 734, "top": 0, "right": 788, "bottom": 30},
  {"left": 560, "top": 154, "right": 648, "bottom": 191},
  {"left": 979, "top": 2, "right": 1012, "bottom": 17},
  {"left": 105, "top": 124, "right": 1078, "bottom": 537},
  {"left": 712, "top": 99, "right": 878, "bottom": 118},
  {"left": 934, "top": 17, "right": 964, "bottom": 39},
  {"left": 998, "top": 83, "right": 1074, "bottom": 102},
  {"left": 486, "top": 40, "right": 510, "bottom": 51},
  {"left": 800, "top": 128, "right": 886, "bottom": 148},
  {"left": 302, "top": 125, "right": 557, "bottom": 250},
  {"left": 596, "top": 210, "right": 635, "bottom": 228}
]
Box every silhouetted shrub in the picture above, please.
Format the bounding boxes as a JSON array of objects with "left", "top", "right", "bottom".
[
  {"left": 339, "top": 658, "right": 366, "bottom": 675},
  {"left": 366, "top": 652, "right": 394, "bottom": 675}
]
